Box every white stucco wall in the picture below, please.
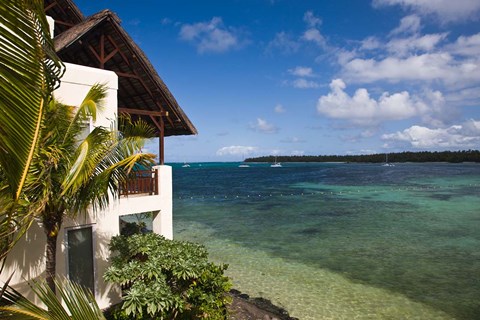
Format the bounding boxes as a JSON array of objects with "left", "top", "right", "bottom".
[
  {"left": 0, "top": 62, "right": 173, "bottom": 310},
  {"left": 55, "top": 62, "right": 118, "bottom": 130}
]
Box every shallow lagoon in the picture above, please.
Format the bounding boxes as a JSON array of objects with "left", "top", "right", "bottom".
[{"left": 172, "top": 163, "right": 480, "bottom": 319}]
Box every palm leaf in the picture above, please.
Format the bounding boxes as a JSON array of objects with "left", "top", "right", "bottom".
[
  {"left": 0, "top": 0, "right": 63, "bottom": 259},
  {"left": 0, "top": 278, "right": 106, "bottom": 320},
  {"left": 0, "top": 0, "right": 63, "bottom": 199},
  {"left": 66, "top": 83, "right": 107, "bottom": 140}
]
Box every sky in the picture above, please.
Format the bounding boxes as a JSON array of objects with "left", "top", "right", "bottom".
[{"left": 74, "top": 0, "right": 480, "bottom": 162}]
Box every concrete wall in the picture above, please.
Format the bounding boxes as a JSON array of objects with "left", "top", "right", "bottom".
[{"left": 0, "top": 63, "right": 173, "bottom": 310}]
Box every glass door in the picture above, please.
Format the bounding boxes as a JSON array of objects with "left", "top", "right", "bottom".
[{"left": 66, "top": 226, "right": 95, "bottom": 293}]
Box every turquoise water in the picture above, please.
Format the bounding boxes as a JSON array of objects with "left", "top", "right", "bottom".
[{"left": 171, "top": 162, "right": 480, "bottom": 319}]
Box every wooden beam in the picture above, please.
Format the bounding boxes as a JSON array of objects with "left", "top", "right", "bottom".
[
  {"left": 88, "top": 44, "right": 101, "bottom": 64},
  {"left": 159, "top": 117, "right": 165, "bottom": 165},
  {"left": 103, "top": 48, "right": 119, "bottom": 63},
  {"left": 44, "top": 2, "right": 57, "bottom": 11},
  {"left": 116, "top": 71, "right": 140, "bottom": 79},
  {"left": 148, "top": 116, "right": 165, "bottom": 165},
  {"left": 100, "top": 34, "right": 105, "bottom": 68},
  {"left": 104, "top": 31, "right": 175, "bottom": 130},
  {"left": 54, "top": 20, "right": 75, "bottom": 27},
  {"left": 118, "top": 107, "right": 168, "bottom": 117},
  {"left": 149, "top": 115, "right": 163, "bottom": 132},
  {"left": 107, "top": 35, "right": 130, "bottom": 66}
]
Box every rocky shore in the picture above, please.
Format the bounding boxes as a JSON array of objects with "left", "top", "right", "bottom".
[{"left": 228, "top": 289, "right": 298, "bottom": 320}]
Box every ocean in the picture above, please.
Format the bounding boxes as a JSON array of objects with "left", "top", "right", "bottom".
[{"left": 171, "top": 162, "right": 480, "bottom": 320}]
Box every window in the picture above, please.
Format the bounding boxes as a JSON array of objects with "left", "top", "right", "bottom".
[
  {"left": 66, "top": 226, "right": 95, "bottom": 293},
  {"left": 119, "top": 212, "right": 154, "bottom": 236}
]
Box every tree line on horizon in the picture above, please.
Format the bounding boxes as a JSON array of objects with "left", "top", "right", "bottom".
[{"left": 246, "top": 150, "right": 480, "bottom": 163}]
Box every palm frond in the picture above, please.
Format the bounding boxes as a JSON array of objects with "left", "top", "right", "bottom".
[
  {"left": 0, "top": 0, "right": 63, "bottom": 259},
  {"left": 0, "top": 278, "right": 106, "bottom": 320},
  {"left": 67, "top": 84, "right": 107, "bottom": 139},
  {"left": 0, "top": 0, "right": 63, "bottom": 199}
]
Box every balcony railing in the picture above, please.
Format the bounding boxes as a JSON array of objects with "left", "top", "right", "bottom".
[{"left": 120, "top": 169, "right": 158, "bottom": 196}]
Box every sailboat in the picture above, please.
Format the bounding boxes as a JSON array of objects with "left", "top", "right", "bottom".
[
  {"left": 182, "top": 162, "right": 191, "bottom": 168},
  {"left": 238, "top": 155, "right": 250, "bottom": 167},
  {"left": 382, "top": 154, "right": 395, "bottom": 167},
  {"left": 270, "top": 156, "right": 282, "bottom": 168}
]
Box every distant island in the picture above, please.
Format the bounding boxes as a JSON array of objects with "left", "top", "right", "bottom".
[{"left": 246, "top": 150, "right": 480, "bottom": 164}]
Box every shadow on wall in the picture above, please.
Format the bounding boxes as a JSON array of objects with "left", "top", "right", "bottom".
[{"left": 2, "top": 221, "right": 121, "bottom": 308}]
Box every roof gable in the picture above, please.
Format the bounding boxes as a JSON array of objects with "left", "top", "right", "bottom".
[
  {"left": 46, "top": 3, "right": 197, "bottom": 137},
  {"left": 45, "top": 0, "right": 84, "bottom": 36}
]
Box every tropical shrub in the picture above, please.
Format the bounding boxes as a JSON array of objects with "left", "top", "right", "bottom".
[{"left": 104, "top": 233, "right": 232, "bottom": 319}]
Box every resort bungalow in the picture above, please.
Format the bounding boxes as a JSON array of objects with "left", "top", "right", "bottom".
[{"left": 1, "top": 0, "right": 197, "bottom": 309}]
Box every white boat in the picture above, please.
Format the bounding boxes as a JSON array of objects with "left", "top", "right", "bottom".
[
  {"left": 382, "top": 154, "right": 395, "bottom": 167},
  {"left": 270, "top": 157, "right": 282, "bottom": 167},
  {"left": 182, "top": 162, "right": 191, "bottom": 168},
  {"left": 238, "top": 163, "right": 250, "bottom": 168}
]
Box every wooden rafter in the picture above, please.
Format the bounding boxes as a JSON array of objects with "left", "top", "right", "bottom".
[
  {"left": 149, "top": 115, "right": 163, "bottom": 132},
  {"left": 107, "top": 35, "right": 130, "bottom": 65},
  {"left": 44, "top": 1, "right": 57, "bottom": 11},
  {"left": 85, "top": 34, "right": 173, "bottom": 130},
  {"left": 52, "top": 8, "right": 197, "bottom": 136},
  {"left": 118, "top": 108, "right": 168, "bottom": 117}
]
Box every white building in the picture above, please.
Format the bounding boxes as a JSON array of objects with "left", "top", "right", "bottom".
[{"left": 1, "top": 0, "right": 196, "bottom": 309}]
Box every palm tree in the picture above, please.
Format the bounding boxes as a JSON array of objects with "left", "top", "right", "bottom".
[
  {"left": 24, "top": 84, "right": 156, "bottom": 293},
  {"left": 0, "top": 0, "right": 64, "bottom": 259}
]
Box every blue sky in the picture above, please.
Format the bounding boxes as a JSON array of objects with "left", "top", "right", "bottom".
[{"left": 74, "top": 0, "right": 480, "bottom": 162}]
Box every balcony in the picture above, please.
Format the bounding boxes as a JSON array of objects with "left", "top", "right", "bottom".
[{"left": 120, "top": 169, "right": 158, "bottom": 196}]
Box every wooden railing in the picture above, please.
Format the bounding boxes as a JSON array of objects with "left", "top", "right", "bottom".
[{"left": 120, "top": 169, "right": 158, "bottom": 196}]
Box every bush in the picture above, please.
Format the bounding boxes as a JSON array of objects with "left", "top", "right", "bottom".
[{"left": 104, "top": 233, "right": 232, "bottom": 319}]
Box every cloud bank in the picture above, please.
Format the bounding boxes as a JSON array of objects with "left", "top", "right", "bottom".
[
  {"left": 216, "top": 145, "right": 258, "bottom": 156},
  {"left": 372, "top": 0, "right": 480, "bottom": 22},
  {"left": 317, "top": 79, "right": 427, "bottom": 126},
  {"left": 382, "top": 120, "right": 480, "bottom": 149}
]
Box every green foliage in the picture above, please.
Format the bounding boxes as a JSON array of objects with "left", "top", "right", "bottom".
[
  {"left": 0, "top": 0, "right": 64, "bottom": 259},
  {"left": 247, "top": 150, "right": 480, "bottom": 163},
  {"left": 104, "top": 233, "right": 232, "bottom": 319},
  {"left": 0, "top": 277, "right": 106, "bottom": 320}
]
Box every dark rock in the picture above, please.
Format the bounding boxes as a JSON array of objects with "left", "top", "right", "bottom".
[{"left": 228, "top": 289, "right": 298, "bottom": 320}]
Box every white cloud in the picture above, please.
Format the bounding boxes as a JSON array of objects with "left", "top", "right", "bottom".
[
  {"left": 336, "top": 49, "right": 358, "bottom": 65},
  {"left": 360, "top": 36, "right": 381, "bottom": 50},
  {"left": 216, "top": 145, "right": 258, "bottom": 156},
  {"left": 386, "top": 33, "right": 447, "bottom": 56},
  {"left": 179, "top": 17, "right": 243, "bottom": 53},
  {"left": 292, "top": 78, "right": 319, "bottom": 89},
  {"left": 302, "top": 28, "right": 326, "bottom": 47},
  {"left": 317, "top": 79, "right": 426, "bottom": 126},
  {"left": 447, "top": 32, "right": 480, "bottom": 57},
  {"left": 419, "top": 89, "right": 456, "bottom": 127},
  {"left": 382, "top": 120, "right": 480, "bottom": 149},
  {"left": 281, "top": 137, "right": 306, "bottom": 143},
  {"left": 446, "top": 85, "right": 480, "bottom": 106},
  {"left": 161, "top": 18, "right": 172, "bottom": 25},
  {"left": 341, "top": 53, "right": 480, "bottom": 85},
  {"left": 301, "top": 11, "right": 325, "bottom": 47},
  {"left": 372, "top": 0, "right": 480, "bottom": 22},
  {"left": 250, "top": 118, "right": 278, "bottom": 134},
  {"left": 303, "top": 11, "right": 322, "bottom": 27},
  {"left": 290, "top": 150, "right": 305, "bottom": 156},
  {"left": 288, "top": 66, "right": 315, "bottom": 77},
  {"left": 266, "top": 31, "right": 300, "bottom": 55},
  {"left": 274, "top": 104, "right": 286, "bottom": 113},
  {"left": 390, "top": 14, "right": 422, "bottom": 35}
]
